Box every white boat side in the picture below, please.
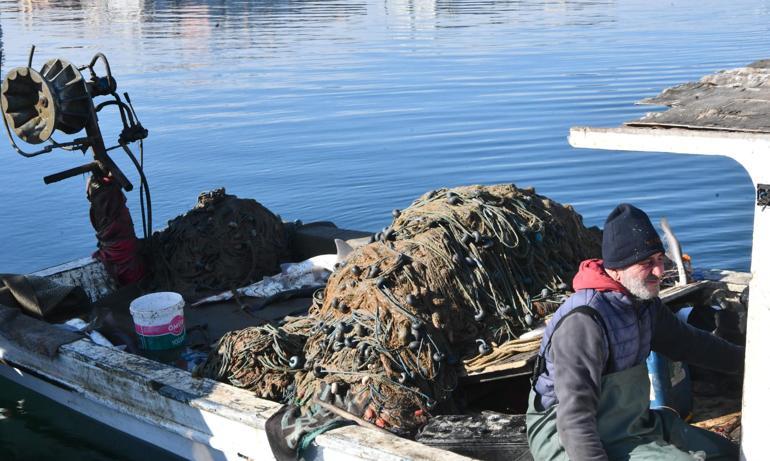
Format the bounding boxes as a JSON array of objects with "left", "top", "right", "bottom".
[{"left": 0, "top": 258, "right": 473, "bottom": 461}]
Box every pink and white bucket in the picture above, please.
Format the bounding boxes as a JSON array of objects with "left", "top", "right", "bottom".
[{"left": 129, "top": 292, "right": 186, "bottom": 350}]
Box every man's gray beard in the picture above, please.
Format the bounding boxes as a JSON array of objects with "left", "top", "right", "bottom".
[{"left": 620, "top": 272, "right": 659, "bottom": 300}]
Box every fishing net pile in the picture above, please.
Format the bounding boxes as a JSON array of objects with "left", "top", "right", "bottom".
[
  {"left": 199, "top": 184, "right": 601, "bottom": 434},
  {"left": 148, "top": 188, "right": 289, "bottom": 299},
  {"left": 194, "top": 323, "right": 306, "bottom": 401}
]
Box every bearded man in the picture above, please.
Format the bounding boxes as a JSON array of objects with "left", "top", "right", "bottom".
[{"left": 526, "top": 203, "right": 744, "bottom": 461}]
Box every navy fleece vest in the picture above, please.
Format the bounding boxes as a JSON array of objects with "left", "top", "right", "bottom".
[{"left": 533, "top": 289, "right": 657, "bottom": 409}]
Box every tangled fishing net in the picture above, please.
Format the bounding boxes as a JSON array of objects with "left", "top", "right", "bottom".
[
  {"left": 200, "top": 184, "right": 601, "bottom": 434},
  {"left": 149, "top": 188, "right": 289, "bottom": 299},
  {"left": 194, "top": 323, "right": 306, "bottom": 401}
]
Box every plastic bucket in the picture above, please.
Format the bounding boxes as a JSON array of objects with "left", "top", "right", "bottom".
[{"left": 129, "top": 292, "right": 186, "bottom": 350}]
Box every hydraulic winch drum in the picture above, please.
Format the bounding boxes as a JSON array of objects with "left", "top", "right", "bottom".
[{"left": 1, "top": 59, "right": 91, "bottom": 144}]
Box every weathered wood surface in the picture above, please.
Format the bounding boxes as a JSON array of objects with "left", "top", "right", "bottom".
[
  {"left": 1, "top": 334, "right": 475, "bottom": 461},
  {"left": 692, "top": 410, "right": 742, "bottom": 443},
  {"left": 462, "top": 335, "right": 541, "bottom": 378},
  {"left": 33, "top": 257, "right": 116, "bottom": 302},
  {"left": 627, "top": 59, "right": 770, "bottom": 133}
]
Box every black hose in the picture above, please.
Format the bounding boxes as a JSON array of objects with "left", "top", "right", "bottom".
[
  {"left": 120, "top": 144, "right": 152, "bottom": 241},
  {"left": 94, "top": 99, "right": 133, "bottom": 128}
]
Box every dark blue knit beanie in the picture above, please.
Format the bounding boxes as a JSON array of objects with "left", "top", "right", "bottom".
[{"left": 602, "top": 203, "right": 664, "bottom": 269}]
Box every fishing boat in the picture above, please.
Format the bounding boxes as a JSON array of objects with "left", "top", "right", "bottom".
[
  {"left": 0, "top": 53, "right": 761, "bottom": 460},
  {"left": 0, "top": 225, "right": 750, "bottom": 461}
]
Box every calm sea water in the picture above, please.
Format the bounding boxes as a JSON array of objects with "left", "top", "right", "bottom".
[
  {"left": 0, "top": 0, "right": 767, "bottom": 458},
  {"left": 0, "top": 377, "right": 184, "bottom": 460}
]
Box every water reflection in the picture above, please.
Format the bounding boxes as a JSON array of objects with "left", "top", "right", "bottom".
[
  {"left": 7, "top": 0, "right": 618, "bottom": 36},
  {"left": 0, "top": 0, "right": 762, "bottom": 277},
  {"left": 10, "top": 0, "right": 371, "bottom": 26}
]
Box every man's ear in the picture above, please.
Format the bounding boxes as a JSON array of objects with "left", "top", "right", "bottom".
[{"left": 605, "top": 267, "right": 622, "bottom": 282}]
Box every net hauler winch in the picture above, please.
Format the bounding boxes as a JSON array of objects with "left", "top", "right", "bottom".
[
  {"left": 1, "top": 46, "right": 149, "bottom": 191},
  {"left": 1, "top": 47, "right": 153, "bottom": 285}
]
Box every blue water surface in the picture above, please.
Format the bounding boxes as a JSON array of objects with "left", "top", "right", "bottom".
[
  {"left": 0, "top": 0, "right": 762, "bottom": 274},
  {"left": 0, "top": 0, "right": 766, "bottom": 458}
]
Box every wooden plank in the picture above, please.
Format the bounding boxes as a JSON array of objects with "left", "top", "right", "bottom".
[
  {"left": 32, "top": 257, "right": 116, "bottom": 302},
  {"left": 659, "top": 281, "right": 710, "bottom": 304},
  {"left": 692, "top": 411, "right": 741, "bottom": 430},
  {"left": 462, "top": 334, "right": 541, "bottom": 379},
  {"left": 460, "top": 351, "right": 537, "bottom": 383}
]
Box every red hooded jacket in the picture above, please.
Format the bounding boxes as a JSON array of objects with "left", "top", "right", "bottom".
[{"left": 571, "top": 258, "right": 630, "bottom": 295}]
